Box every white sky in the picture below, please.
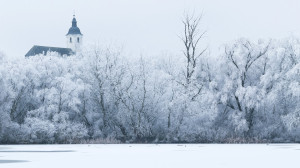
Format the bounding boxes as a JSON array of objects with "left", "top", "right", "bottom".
[{"left": 1, "top": 0, "right": 300, "bottom": 58}]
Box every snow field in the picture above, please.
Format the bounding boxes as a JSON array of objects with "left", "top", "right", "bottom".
[{"left": 0, "top": 144, "right": 299, "bottom": 168}]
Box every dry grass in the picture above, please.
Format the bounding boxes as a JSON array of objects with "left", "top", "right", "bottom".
[{"left": 80, "top": 137, "right": 121, "bottom": 144}]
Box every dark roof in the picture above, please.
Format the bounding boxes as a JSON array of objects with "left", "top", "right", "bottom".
[
  {"left": 66, "top": 16, "right": 82, "bottom": 35},
  {"left": 25, "top": 45, "right": 74, "bottom": 57}
]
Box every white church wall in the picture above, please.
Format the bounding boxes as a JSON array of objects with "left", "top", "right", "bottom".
[{"left": 66, "top": 34, "right": 82, "bottom": 52}]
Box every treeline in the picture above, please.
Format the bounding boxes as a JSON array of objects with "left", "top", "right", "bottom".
[{"left": 1, "top": 36, "right": 300, "bottom": 144}]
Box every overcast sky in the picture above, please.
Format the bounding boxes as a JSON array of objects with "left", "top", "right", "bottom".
[{"left": 1, "top": 0, "right": 300, "bottom": 58}]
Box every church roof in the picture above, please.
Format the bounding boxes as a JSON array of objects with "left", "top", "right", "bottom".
[
  {"left": 66, "top": 16, "right": 82, "bottom": 35},
  {"left": 25, "top": 45, "right": 74, "bottom": 57}
]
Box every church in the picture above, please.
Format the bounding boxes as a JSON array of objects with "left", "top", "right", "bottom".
[{"left": 25, "top": 15, "right": 83, "bottom": 57}]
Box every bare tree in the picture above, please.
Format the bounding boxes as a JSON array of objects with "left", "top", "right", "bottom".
[{"left": 181, "top": 13, "right": 207, "bottom": 86}]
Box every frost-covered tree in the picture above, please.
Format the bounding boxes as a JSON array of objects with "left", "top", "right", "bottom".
[
  {"left": 2, "top": 36, "right": 300, "bottom": 143},
  {"left": 214, "top": 39, "right": 270, "bottom": 140}
]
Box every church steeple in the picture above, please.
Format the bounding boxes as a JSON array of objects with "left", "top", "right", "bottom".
[
  {"left": 72, "top": 15, "right": 77, "bottom": 27},
  {"left": 66, "top": 14, "right": 83, "bottom": 53},
  {"left": 67, "top": 15, "right": 82, "bottom": 35}
]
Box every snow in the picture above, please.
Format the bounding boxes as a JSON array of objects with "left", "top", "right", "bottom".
[{"left": 0, "top": 144, "right": 299, "bottom": 168}]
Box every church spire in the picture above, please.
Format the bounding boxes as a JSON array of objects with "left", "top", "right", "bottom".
[
  {"left": 67, "top": 15, "right": 82, "bottom": 35},
  {"left": 66, "top": 14, "right": 83, "bottom": 53},
  {"left": 72, "top": 15, "right": 77, "bottom": 27}
]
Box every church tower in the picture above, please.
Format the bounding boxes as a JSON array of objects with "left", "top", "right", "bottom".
[{"left": 66, "top": 15, "right": 83, "bottom": 53}]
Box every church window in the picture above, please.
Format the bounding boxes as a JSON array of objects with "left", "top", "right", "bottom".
[
  {"left": 77, "top": 37, "right": 80, "bottom": 43},
  {"left": 70, "top": 37, "right": 72, "bottom": 43}
]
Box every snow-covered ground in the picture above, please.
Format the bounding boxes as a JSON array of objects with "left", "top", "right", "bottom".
[{"left": 0, "top": 144, "right": 299, "bottom": 168}]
